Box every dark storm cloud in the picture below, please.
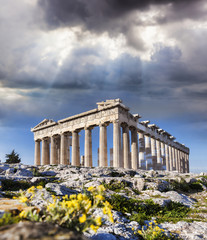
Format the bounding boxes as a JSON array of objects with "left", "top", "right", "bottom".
[{"left": 38, "top": 0, "right": 204, "bottom": 31}]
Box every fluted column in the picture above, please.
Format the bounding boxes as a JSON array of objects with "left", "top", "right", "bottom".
[
  {"left": 156, "top": 139, "right": 162, "bottom": 169},
  {"left": 168, "top": 146, "right": 173, "bottom": 171},
  {"left": 139, "top": 133, "right": 145, "bottom": 169},
  {"left": 34, "top": 140, "right": 41, "bottom": 166},
  {"left": 122, "top": 124, "right": 130, "bottom": 169},
  {"left": 42, "top": 138, "right": 50, "bottom": 165},
  {"left": 165, "top": 144, "right": 169, "bottom": 171},
  {"left": 186, "top": 154, "right": 189, "bottom": 173},
  {"left": 151, "top": 137, "right": 157, "bottom": 169},
  {"left": 175, "top": 148, "right": 178, "bottom": 171},
  {"left": 51, "top": 136, "right": 57, "bottom": 165},
  {"left": 145, "top": 136, "right": 151, "bottom": 170},
  {"left": 113, "top": 120, "right": 121, "bottom": 167},
  {"left": 99, "top": 124, "right": 108, "bottom": 167},
  {"left": 85, "top": 127, "right": 92, "bottom": 167},
  {"left": 72, "top": 131, "right": 80, "bottom": 166},
  {"left": 131, "top": 128, "right": 138, "bottom": 170},
  {"left": 177, "top": 150, "right": 181, "bottom": 173},
  {"left": 161, "top": 142, "right": 165, "bottom": 169},
  {"left": 172, "top": 147, "right": 176, "bottom": 170},
  {"left": 60, "top": 133, "right": 68, "bottom": 165}
]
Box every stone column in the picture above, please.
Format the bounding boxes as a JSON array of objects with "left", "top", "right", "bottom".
[
  {"left": 151, "top": 137, "right": 157, "bottom": 169},
  {"left": 41, "top": 138, "right": 50, "bottom": 165},
  {"left": 51, "top": 136, "right": 57, "bottom": 165},
  {"left": 156, "top": 139, "right": 162, "bottom": 169},
  {"left": 110, "top": 148, "right": 113, "bottom": 167},
  {"left": 177, "top": 150, "right": 181, "bottom": 173},
  {"left": 145, "top": 136, "right": 151, "bottom": 170},
  {"left": 168, "top": 146, "right": 173, "bottom": 171},
  {"left": 99, "top": 124, "right": 107, "bottom": 167},
  {"left": 34, "top": 140, "right": 41, "bottom": 166},
  {"left": 172, "top": 147, "right": 176, "bottom": 170},
  {"left": 161, "top": 142, "right": 165, "bottom": 169},
  {"left": 56, "top": 137, "right": 60, "bottom": 164},
  {"left": 85, "top": 127, "right": 92, "bottom": 167},
  {"left": 131, "top": 128, "right": 138, "bottom": 170},
  {"left": 175, "top": 148, "right": 178, "bottom": 171},
  {"left": 122, "top": 124, "right": 130, "bottom": 169},
  {"left": 139, "top": 132, "right": 145, "bottom": 169},
  {"left": 186, "top": 154, "right": 189, "bottom": 173},
  {"left": 72, "top": 131, "right": 80, "bottom": 166},
  {"left": 165, "top": 144, "right": 169, "bottom": 171},
  {"left": 60, "top": 133, "right": 68, "bottom": 165},
  {"left": 113, "top": 120, "right": 121, "bottom": 167}
]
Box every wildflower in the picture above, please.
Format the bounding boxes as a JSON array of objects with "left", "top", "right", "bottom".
[
  {"left": 19, "top": 196, "right": 28, "bottom": 203},
  {"left": 95, "top": 194, "right": 104, "bottom": 201},
  {"left": 138, "top": 230, "right": 142, "bottom": 235},
  {"left": 90, "top": 224, "right": 99, "bottom": 232},
  {"left": 27, "top": 186, "right": 35, "bottom": 193},
  {"left": 36, "top": 186, "right": 43, "bottom": 190},
  {"left": 69, "top": 194, "right": 77, "bottom": 199},
  {"left": 79, "top": 214, "right": 87, "bottom": 223},
  {"left": 87, "top": 186, "right": 94, "bottom": 192},
  {"left": 95, "top": 216, "right": 102, "bottom": 226},
  {"left": 97, "top": 185, "right": 105, "bottom": 192},
  {"left": 19, "top": 210, "right": 28, "bottom": 218},
  {"left": 77, "top": 193, "right": 83, "bottom": 201}
]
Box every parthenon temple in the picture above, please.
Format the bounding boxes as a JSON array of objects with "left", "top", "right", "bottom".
[{"left": 31, "top": 99, "right": 189, "bottom": 173}]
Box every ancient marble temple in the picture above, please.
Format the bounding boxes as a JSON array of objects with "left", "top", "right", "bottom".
[{"left": 31, "top": 99, "right": 190, "bottom": 173}]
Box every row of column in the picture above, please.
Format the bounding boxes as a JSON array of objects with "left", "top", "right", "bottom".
[
  {"left": 34, "top": 121, "right": 189, "bottom": 172},
  {"left": 138, "top": 133, "right": 189, "bottom": 173}
]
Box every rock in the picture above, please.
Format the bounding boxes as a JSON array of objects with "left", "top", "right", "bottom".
[
  {"left": 133, "top": 178, "right": 145, "bottom": 191},
  {"left": 0, "top": 221, "right": 89, "bottom": 240},
  {"left": 41, "top": 170, "right": 57, "bottom": 176},
  {"left": 45, "top": 183, "right": 77, "bottom": 196},
  {"left": 14, "top": 169, "right": 33, "bottom": 177},
  {"left": 164, "top": 191, "right": 195, "bottom": 208},
  {"left": 5, "top": 168, "right": 16, "bottom": 175},
  {"left": 185, "top": 177, "right": 197, "bottom": 184},
  {"left": 91, "top": 233, "right": 117, "bottom": 240},
  {"left": 30, "top": 176, "right": 47, "bottom": 184}
]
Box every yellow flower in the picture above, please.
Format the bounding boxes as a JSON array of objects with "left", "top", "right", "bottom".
[
  {"left": 79, "top": 214, "right": 87, "bottom": 223},
  {"left": 36, "top": 186, "right": 43, "bottom": 190},
  {"left": 69, "top": 194, "right": 77, "bottom": 199},
  {"left": 138, "top": 230, "right": 142, "bottom": 235},
  {"left": 19, "top": 196, "right": 28, "bottom": 203},
  {"left": 98, "top": 185, "right": 105, "bottom": 192},
  {"left": 95, "top": 216, "right": 102, "bottom": 226},
  {"left": 77, "top": 193, "right": 83, "bottom": 201},
  {"left": 95, "top": 194, "right": 104, "bottom": 201},
  {"left": 27, "top": 186, "right": 35, "bottom": 193},
  {"left": 19, "top": 210, "right": 28, "bottom": 218},
  {"left": 87, "top": 186, "right": 94, "bottom": 192},
  {"left": 90, "top": 224, "right": 99, "bottom": 232}
]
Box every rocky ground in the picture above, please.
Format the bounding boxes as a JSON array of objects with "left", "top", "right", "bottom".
[{"left": 0, "top": 163, "right": 207, "bottom": 240}]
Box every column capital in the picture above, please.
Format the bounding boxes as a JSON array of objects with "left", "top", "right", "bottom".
[{"left": 84, "top": 126, "right": 93, "bottom": 131}]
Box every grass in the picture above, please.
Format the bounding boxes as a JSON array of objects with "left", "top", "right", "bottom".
[{"left": 108, "top": 194, "right": 190, "bottom": 225}]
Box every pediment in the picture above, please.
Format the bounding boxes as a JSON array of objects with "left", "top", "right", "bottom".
[{"left": 31, "top": 119, "right": 57, "bottom": 132}]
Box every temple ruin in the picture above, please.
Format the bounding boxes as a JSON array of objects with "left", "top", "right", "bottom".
[{"left": 31, "top": 99, "right": 189, "bottom": 172}]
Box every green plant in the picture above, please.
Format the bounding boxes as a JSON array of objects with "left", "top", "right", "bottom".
[
  {"left": 0, "top": 213, "right": 20, "bottom": 227},
  {"left": 1, "top": 179, "right": 31, "bottom": 191},
  {"left": 5, "top": 150, "right": 21, "bottom": 164},
  {"left": 108, "top": 194, "right": 190, "bottom": 224},
  {"left": 103, "top": 180, "right": 130, "bottom": 192},
  {"left": 10, "top": 185, "right": 114, "bottom": 233},
  {"left": 134, "top": 221, "right": 182, "bottom": 240}
]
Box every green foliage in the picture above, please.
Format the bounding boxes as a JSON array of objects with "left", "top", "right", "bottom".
[
  {"left": 135, "top": 221, "right": 182, "bottom": 240},
  {"left": 108, "top": 171, "right": 125, "bottom": 177},
  {"left": 5, "top": 150, "right": 21, "bottom": 164},
  {"left": 108, "top": 194, "right": 190, "bottom": 224},
  {"left": 103, "top": 180, "right": 131, "bottom": 192},
  {"left": 169, "top": 179, "right": 203, "bottom": 193},
  {"left": 1, "top": 179, "right": 31, "bottom": 191},
  {"left": 2, "top": 185, "right": 114, "bottom": 233},
  {"left": 0, "top": 213, "right": 20, "bottom": 227}
]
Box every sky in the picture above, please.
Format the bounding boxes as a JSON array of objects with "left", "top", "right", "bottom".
[{"left": 0, "top": 0, "right": 207, "bottom": 173}]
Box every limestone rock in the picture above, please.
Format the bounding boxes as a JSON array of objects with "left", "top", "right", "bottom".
[
  {"left": 133, "top": 178, "right": 145, "bottom": 191},
  {"left": 45, "top": 183, "right": 77, "bottom": 196},
  {"left": 0, "top": 221, "right": 89, "bottom": 240}
]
